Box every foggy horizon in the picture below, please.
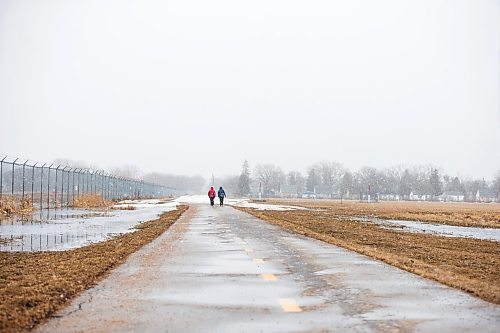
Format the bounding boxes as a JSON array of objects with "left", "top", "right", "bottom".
[{"left": 1, "top": 0, "right": 499, "bottom": 181}]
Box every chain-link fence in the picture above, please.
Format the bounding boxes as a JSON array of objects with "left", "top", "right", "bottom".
[{"left": 0, "top": 155, "right": 175, "bottom": 209}]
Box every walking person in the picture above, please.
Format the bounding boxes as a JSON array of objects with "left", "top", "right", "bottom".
[
  {"left": 218, "top": 186, "right": 226, "bottom": 206},
  {"left": 208, "top": 186, "right": 216, "bottom": 206}
]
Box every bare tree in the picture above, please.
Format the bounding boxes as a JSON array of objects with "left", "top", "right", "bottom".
[
  {"left": 493, "top": 171, "right": 500, "bottom": 202},
  {"left": 111, "top": 165, "right": 141, "bottom": 179},
  {"left": 319, "top": 161, "right": 344, "bottom": 198},
  {"left": 254, "top": 164, "right": 284, "bottom": 197},
  {"left": 287, "top": 171, "right": 305, "bottom": 194},
  {"left": 340, "top": 171, "right": 353, "bottom": 200}
]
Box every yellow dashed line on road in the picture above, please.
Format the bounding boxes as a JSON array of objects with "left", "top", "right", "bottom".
[
  {"left": 253, "top": 258, "right": 264, "bottom": 264},
  {"left": 261, "top": 274, "right": 278, "bottom": 281},
  {"left": 244, "top": 248, "right": 254, "bottom": 253},
  {"left": 279, "top": 298, "right": 302, "bottom": 312}
]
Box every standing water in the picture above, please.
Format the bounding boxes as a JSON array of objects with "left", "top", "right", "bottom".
[{"left": 0, "top": 199, "right": 179, "bottom": 252}]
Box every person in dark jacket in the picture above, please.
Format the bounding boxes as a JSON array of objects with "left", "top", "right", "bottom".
[
  {"left": 208, "top": 186, "right": 216, "bottom": 206},
  {"left": 218, "top": 186, "right": 226, "bottom": 206}
]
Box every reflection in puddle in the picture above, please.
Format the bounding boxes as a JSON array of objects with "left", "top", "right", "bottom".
[
  {"left": 354, "top": 217, "right": 500, "bottom": 242},
  {"left": 2, "top": 208, "right": 110, "bottom": 225},
  {"left": 0, "top": 200, "right": 179, "bottom": 252}
]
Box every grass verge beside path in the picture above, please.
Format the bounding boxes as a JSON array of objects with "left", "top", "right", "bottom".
[
  {"left": 237, "top": 207, "right": 500, "bottom": 305},
  {"left": 0, "top": 205, "right": 188, "bottom": 333},
  {"left": 264, "top": 199, "right": 500, "bottom": 228}
]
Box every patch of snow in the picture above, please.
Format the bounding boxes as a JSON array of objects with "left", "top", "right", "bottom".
[
  {"left": 226, "top": 199, "right": 307, "bottom": 211},
  {"left": 176, "top": 195, "right": 211, "bottom": 204},
  {"left": 113, "top": 198, "right": 175, "bottom": 209},
  {"left": 0, "top": 199, "right": 181, "bottom": 252},
  {"left": 355, "top": 217, "right": 500, "bottom": 242},
  {"left": 176, "top": 195, "right": 306, "bottom": 211}
]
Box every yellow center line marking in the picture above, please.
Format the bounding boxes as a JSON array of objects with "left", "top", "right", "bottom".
[
  {"left": 253, "top": 258, "right": 264, "bottom": 264},
  {"left": 244, "top": 248, "right": 254, "bottom": 253},
  {"left": 261, "top": 274, "right": 278, "bottom": 281},
  {"left": 279, "top": 298, "right": 302, "bottom": 313}
]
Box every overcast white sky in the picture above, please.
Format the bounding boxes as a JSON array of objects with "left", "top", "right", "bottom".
[{"left": 0, "top": 0, "right": 499, "bottom": 180}]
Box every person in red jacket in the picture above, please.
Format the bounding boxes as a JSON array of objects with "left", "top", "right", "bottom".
[{"left": 208, "top": 186, "right": 216, "bottom": 206}]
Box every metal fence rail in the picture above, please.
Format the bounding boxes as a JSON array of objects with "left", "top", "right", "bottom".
[{"left": 0, "top": 155, "right": 174, "bottom": 209}]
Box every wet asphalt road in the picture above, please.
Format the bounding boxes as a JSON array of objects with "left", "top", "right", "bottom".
[{"left": 36, "top": 205, "right": 500, "bottom": 333}]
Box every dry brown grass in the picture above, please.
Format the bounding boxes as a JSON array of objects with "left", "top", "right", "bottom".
[
  {"left": 0, "top": 205, "right": 188, "bottom": 333},
  {"left": 265, "top": 199, "right": 500, "bottom": 228},
  {"left": 111, "top": 205, "right": 136, "bottom": 210},
  {"left": 238, "top": 207, "right": 500, "bottom": 305},
  {"left": 0, "top": 197, "right": 34, "bottom": 219},
  {"left": 72, "top": 194, "right": 111, "bottom": 209}
]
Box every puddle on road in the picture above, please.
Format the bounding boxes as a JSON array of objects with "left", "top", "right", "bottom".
[
  {"left": 353, "top": 217, "right": 500, "bottom": 242},
  {"left": 0, "top": 199, "right": 179, "bottom": 252}
]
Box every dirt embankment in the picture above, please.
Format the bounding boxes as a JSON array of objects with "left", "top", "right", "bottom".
[
  {"left": 264, "top": 199, "right": 500, "bottom": 228},
  {"left": 0, "top": 205, "right": 188, "bottom": 333},
  {"left": 238, "top": 207, "right": 500, "bottom": 305}
]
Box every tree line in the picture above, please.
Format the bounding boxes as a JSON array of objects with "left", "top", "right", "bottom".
[
  {"left": 52, "top": 159, "right": 206, "bottom": 194},
  {"left": 219, "top": 160, "right": 500, "bottom": 202}
]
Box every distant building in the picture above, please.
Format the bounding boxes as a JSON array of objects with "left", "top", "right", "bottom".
[
  {"left": 409, "top": 191, "right": 432, "bottom": 201},
  {"left": 437, "top": 191, "right": 465, "bottom": 202},
  {"left": 279, "top": 185, "right": 298, "bottom": 198},
  {"left": 378, "top": 194, "right": 400, "bottom": 201},
  {"left": 476, "top": 189, "right": 498, "bottom": 203},
  {"left": 359, "top": 192, "right": 379, "bottom": 202},
  {"left": 301, "top": 191, "right": 317, "bottom": 199}
]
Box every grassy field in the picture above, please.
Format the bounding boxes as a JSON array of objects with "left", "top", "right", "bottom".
[
  {"left": 0, "top": 205, "right": 188, "bottom": 333},
  {"left": 237, "top": 200, "right": 500, "bottom": 304},
  {"left": 264, "top": 199, "right": 500, "bottom": 228}
]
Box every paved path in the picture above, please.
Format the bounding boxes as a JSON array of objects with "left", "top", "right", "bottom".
[{"left": 37, "top": 205, "right": 500, "bottom": 333}]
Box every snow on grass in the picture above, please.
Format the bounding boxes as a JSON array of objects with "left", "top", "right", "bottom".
[
  {"left": 113, "top": 198, "right": 176, "bottom": 209},
  {"left": 176, "top": 195, "right": 307, "bottom": 211}
]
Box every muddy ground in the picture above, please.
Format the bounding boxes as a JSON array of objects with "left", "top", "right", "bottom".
[
  {"left": 237, "top": 205, "right": 500, "bottom": 305},
  {"left": 264, "top": 199, "right": 500, "bottom": 228},
  {"left": 0, "top": 205, "right": 188, "bottom": 333}
]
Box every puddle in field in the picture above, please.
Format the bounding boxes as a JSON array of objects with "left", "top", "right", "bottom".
[
  {"left": 0, "top": 199, "right": 179, "bottom": 252},
  {"left": 355, "top": 217, "right": 500, "bottom": 242}
]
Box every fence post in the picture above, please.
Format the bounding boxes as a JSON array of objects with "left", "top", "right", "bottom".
[
  {"left": 61, "top": 166, "right": 68, "bottom": 207},
  {"left": 66, "top": 167, "right": 71, "bottom": 207},
  {"left": 55, "top": 165, "right": 61, "bottom": 208},
  {"left": 47, "top": 164, "right": 53, "bottom": 209},
  {"left": 11, "top": 158, "right": 19, "bottom": 197},
  {"left": 40, "top": 163, "right": 46, "bottom": 210},
  {"left": 21, "top": 160, "right": 28, "bottom": 202},
  {"left": 76, "top": 169, "right": 81, "bottom": 199},
  {"left": 101, "top": 172, "right": 105, "bottom": 199},
  {"left": 0, "top": 156, "right": 6, "bottom": 201},
  {"left": 106, "top": 174, "right": 110, "bottom": 200},
  {"left": 72, "top": 169, "right": 76, "bottom": 206},
  {"left": 31, "top": 162, "right": 37, "bottom": 206},
  {"left": 94, "top": 171, "right": 97, "bottom": 194},
  {"left": 86, "top": 170, "right": 90, "bottom": 195}
]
